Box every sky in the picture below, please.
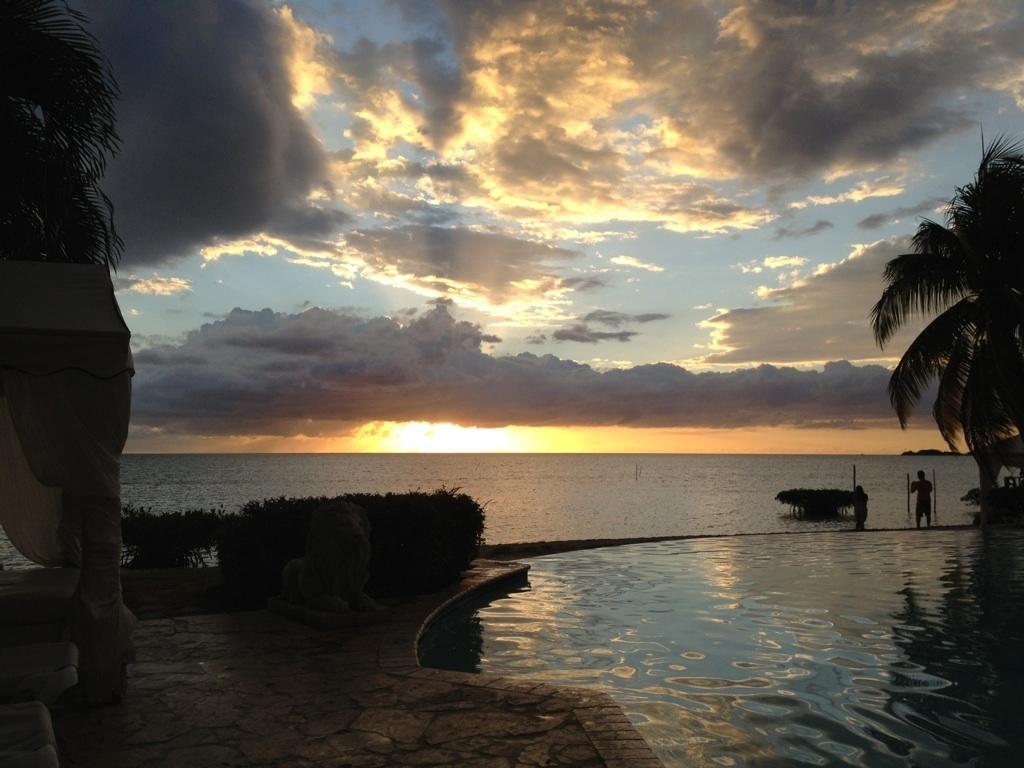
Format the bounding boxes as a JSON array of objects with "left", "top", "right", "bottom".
[{"left": 75, "top": 0, "right": 1024, "bottom": 453}]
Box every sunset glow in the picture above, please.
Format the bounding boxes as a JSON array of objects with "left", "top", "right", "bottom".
[
  {"left": 354, "top": 421, "right": 524, "bottom": 453},
  {"left": 67, "top": 0, "right": 1023, "bottom": 454}
]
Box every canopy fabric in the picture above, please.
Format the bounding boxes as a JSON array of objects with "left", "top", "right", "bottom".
[
  {"left": 0, "top": 261, "right": 133, "bottom": 378},
  {"left": 0, "top": 396, "right": 68, "bottom": 567},
  {"left": 0, "top": 261, "right": 135, "bottom": 704},
  {"left": 980, "top": 435, "right": 1024, "bottom": 475}
]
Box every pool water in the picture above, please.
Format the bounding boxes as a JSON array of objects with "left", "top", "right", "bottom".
[{"left": 420, "top": 530, "right": 1024, "bottom": 767}]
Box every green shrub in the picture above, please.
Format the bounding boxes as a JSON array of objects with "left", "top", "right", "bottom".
[
  {"left": 775, "top": 488, "right": 854, "bottom": 519},
  {"left": 216, "top": 489, "right": 485, "bottom": 609},
  {"left": 121, "top": 505, "right": 224, "bottom": 568},
  {"left": 961, "top": 486, "right": 1024, "bottom": 520}
]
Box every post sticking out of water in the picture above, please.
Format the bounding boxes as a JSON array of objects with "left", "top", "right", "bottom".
[
  {"left": 852, "top": 464, "right": 856, "bottom": 491},
  {"left": 906, "top": 473, "right": 911, "bottom": 520},
  {"left": 933, "top": 468, "right": 937, "bottom": 523}
]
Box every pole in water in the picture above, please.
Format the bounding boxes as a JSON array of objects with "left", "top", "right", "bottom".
[
  {"left": 907, "top": 473, "right": 911, "bottom": 520},
  {"left": 933, "top": 468, "right": 937, "bottom": 523},
  {"left": 852, "top": 464, "right": 856, "bottom": 491}
]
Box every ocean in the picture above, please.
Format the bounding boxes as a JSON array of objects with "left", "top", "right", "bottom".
[{"left": 1, "top": 453, "right": 980, "bottom": 569}]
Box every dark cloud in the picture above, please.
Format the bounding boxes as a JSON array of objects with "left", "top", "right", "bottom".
[
  {"left": 560, "top": 276, "right": 607, "bottom": 292},
  {"left": 627, "top": 0, "right": 1011, "bottom": 179},
  {"left": 439, "top": 0, "right": 1022, "bottom": 184},
  {"left": 76, "top": 0, "right": 330, "bottom": 265},
  {"left": 583, "top": 310, "right": 670, "bottom": 328},
  {"left": 131, "top": 301, "right": 903, "bottom": 436},
  {"left": 549, "top": 309, "right": 670, "bottom": 343},
  {"left": 331, "top": 33, "right": 464, "bottom": 148},
  {"left": 544, "top": 309, "right": 671, "bottom": 344},
  {"left": 552, "top": 326, "right": 637, "bottom": 343},
  {"left": 701, "top": 238, "right": 925, "bottom": 365},
  {"left": 773, "top": 219, "right": 834, "bottom": 240},
  {"left": 857, "top": 198, "right": 946, "bottom": 229},
  {"left": 342, "top": 225, "right": 578, "bottom": 300}
]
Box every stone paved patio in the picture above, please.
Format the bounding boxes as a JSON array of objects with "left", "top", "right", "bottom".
[{"left": 54, "top": 561, "right": 663, "bottom": 767}]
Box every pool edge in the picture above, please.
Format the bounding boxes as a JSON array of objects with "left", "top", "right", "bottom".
[{"left": 397, "top": 558, "right": 665, "bottom": 768}]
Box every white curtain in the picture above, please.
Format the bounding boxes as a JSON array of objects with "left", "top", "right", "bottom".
[
  {"left": 0, "top": 397, "right": 68, "bottom": 566},
  {"left": 0, "top": 368, "right": 135, "bottom": 704}
]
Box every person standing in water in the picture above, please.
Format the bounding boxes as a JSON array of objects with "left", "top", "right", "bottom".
[
  {"left": 853, "top": 485, "right": 868, "bottom": 531},
  {"left": 911, "top": 470, "right": 933, "bottom": 528}
]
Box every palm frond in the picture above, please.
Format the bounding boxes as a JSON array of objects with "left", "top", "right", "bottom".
[
  {"left": 870, "top": 243, "right": 971, "bottom": 346},
  {"left": 887, "top": 298, "right": 977, "bottom": 427},
  {"left": 959, "top": 345, "right": 1019, "bottom": 453},
  {"left": 931, "top": 319, "right": 977, "bottom": 449},
  {"left": 0, "top": 0, "right": 122, "bottom": 268}
]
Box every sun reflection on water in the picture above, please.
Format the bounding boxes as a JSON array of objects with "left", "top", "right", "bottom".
[{"left": 420, "top": 530, "right": 1024, "bottom": 767}]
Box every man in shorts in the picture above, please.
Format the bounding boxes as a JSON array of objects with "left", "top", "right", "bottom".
[{"left": 911, "top": 470, "right": 932, "bottom": 528}]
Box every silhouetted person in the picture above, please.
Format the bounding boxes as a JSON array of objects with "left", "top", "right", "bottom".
[
  {"left": 853, "top": 485, "right": 868, "bottom": 531},
  {"left": 911, "top": 470, "right": 932, "bottom": 528}
]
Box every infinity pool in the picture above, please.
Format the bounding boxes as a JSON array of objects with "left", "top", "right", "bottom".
[{"left": 420, "top": 530, "right": 1024, "bottom": 767}]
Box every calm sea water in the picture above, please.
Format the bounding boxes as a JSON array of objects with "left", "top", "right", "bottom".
[
  {"left": 420, "top": 529, "right": 1024, "bottom": 766},
  {"left": 1, "top": 453, "right": 980, "bottom": 568}
]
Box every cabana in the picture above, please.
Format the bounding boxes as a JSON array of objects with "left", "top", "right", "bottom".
[
  {"left": 0, "top": 261, "right": 135, "bottom": 704},
  {"left": 978, "top": 435, "right": 1024, "bottom": 520}
]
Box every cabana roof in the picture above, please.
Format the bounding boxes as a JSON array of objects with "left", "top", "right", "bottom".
[
  {"left": 0, "top": 261, "right": 132, "bottom": 378},
  {"left": 986, "top": 435, "right": 1024, "bottom": 470}
]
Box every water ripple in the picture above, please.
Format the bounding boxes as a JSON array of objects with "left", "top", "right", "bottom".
[{"left": 421, "top": 529, "right": 1024, "bottom": 767}]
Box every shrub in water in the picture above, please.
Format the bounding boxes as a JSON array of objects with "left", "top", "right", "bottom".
[
  {"left": 121, "top": 505, "right": 224, "bottom": 568},
  {"left": 775, "top": 488, "right": 854, "bottom": 519},
  {"left": 216, "top": 489, "right": 485, "bottom": 609}
]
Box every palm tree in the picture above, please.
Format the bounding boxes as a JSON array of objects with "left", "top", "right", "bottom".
[
  {"left": 871, "top": 136, "right": 1024, "bottom": 521},
  {"left": 0, "top": 0, "right": 122, "bottom": 268}
]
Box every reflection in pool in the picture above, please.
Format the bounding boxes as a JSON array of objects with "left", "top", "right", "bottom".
[{"left": 420, "top": 530, "right": 1024, "bottom": 766}]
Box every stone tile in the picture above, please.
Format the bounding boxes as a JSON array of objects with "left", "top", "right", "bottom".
[{"left": 54, "top": 560, "right": 662, "bottom": 768}]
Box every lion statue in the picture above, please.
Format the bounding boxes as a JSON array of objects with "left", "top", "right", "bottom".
[{"left": 280, "top": 501, "right": 377, "bottom": 613}]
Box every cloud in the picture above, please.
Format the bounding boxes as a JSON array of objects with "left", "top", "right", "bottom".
[
  {"left": 583, "top": 310, "right": 670, "bottom": 327},
  {"left": 339, "top": 225, "right": 577, "bottom": 300},
  {"left": 551, "top": 326, "right": 636, "bottom": 344},
  {"left": 609, "top": 256, "right": 665, "bottom": 272},
  {"left": 72, "top": 0, "right": 1024, "bottom": 269},
  {"left": 762, "top": 256, "right": 808, "bottom": 270},
  {"left": 114, "top": 275, "right": 191, "bottom": 296},
  {"left": 857, "top": 197, "right": 946, "bottom": 229},
  {"left": 550, "top": 309, "right": 670, "bottom": 343},
  {"left": 559, "top": 276, "right": 608, "bottom": 292},
  {"left": 131, "top": 300, "right": 905, "bottom": 436},
  {"left": 196, "top": 224, "right": 587, "bottom": 323},
  {"left": 332, "top": 225, "right": 586, "bottom": 321},
  {"left": 789, "top": 179, "right": 905, "bottom": 209},
  {"left": 76, "top": 0, "right": 333, "bottom": 265},
  {"left": 773, "top": 220, "right": 834, "bottom": 240},
  {"left": 737, "top": 255, "right": 808, "bottom": 274},
  {"left": 318, "top": 0, "right": 1024, "bottom": 241},
  {"left": 698, "top": 238, "right": 924, "bottom": 365}
]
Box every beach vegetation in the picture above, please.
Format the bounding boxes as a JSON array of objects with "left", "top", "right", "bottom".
[
  {"left": 871, "top": 136, "right": 1024, "bottom": 521},
  {"left": 120, "top": 505, "right": 224, "bottom": 569},
  {"left": 1, "top": 0, "right": 122, "bottom": 267},
  {"left": 775, "top": 488, "right": 854, "bottom": 519},
  {"left": 960, "top": 486, "right": 1024, "bottom": 522},
  {"left": 216, "top": 488, "right": 485, "bottom": 609}
]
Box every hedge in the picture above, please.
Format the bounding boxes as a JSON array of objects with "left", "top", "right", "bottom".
[
  {"left": 216, "top": 489, "right": 485, "bottom": 609},
  {"left": 961, "top": 486, "right": 1024, "bottom": 521},
  {"left": 121, "top": 505, "right": 223, "bottom": 568}
]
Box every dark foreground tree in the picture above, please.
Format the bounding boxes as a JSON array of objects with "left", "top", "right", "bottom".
[
  {"left": 1, "top": 0, "right": 122, "bottom": 267},
  {"left": 871, "top": 137, "right": 1024, "bottom": 517}
]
